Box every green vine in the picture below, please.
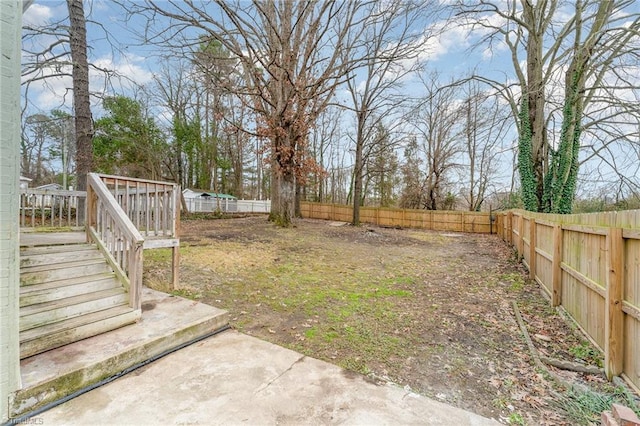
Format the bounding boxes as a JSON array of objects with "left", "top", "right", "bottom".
[
  {"left": 543, "top": 71, "right": 582, "bottom": 214},
  {"left": 518, "top": 96, "right": 538, "bottom": 211}
]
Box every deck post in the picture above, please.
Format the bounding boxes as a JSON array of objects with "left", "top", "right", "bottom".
[
  {"left": 172, "top": 186, "right": 180, "bottom": 289},
  {"left": 85, "top": 182, "right": 94, "bottom": 243}
]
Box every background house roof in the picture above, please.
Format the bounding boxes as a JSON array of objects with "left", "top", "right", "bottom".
[{"left": 183, "top": 188, "right": 237, "bottom": 199}]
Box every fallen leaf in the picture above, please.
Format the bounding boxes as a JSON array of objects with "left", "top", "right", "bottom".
[{"left": 534, "top": 333, "right": 552, "bottom": 342}]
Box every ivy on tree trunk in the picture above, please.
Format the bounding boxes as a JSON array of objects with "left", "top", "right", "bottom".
[
  {"left": 543, "top": 74, "right": 582, "bottom": 214},
  {"left": 518, "top": 96, "right": 538, "bottom": 212}
]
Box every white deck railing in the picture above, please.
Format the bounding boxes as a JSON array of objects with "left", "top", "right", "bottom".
[
  {"left": 97, "top": 174, "right": 180, "bottom": 242},
  {"left": 21, "top": 174, "right": 181, "bottom": 294},
  {"left": 86, "top": 173, "right": 145, "bottom": 310},
  {"left": 20, "top": 188, "right": 86, "bottom": 228}
]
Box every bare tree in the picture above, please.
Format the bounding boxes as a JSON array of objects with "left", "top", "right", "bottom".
[
  {"left": 22, "top": 2, "right": 132, "bottom": 115},
  {"left": 131, "top": 1, "right": 373, "bottom": 226},
  {"left": 408, "top": 74, "right": 463, "bottom": 210},
  {"left": 456, "top": 0, "right": 640, "bottom": 213},
  {"left": 459, "top": 81, "right": 510, "bottom": 211},
  {"left": 363, "top": 123, "right": 399, "bottom": 207},
  {"left": 307, "top": 105, "right": 343, "bottom": 202},
  {"left": 343, "top": 0, "right": 436, "bottom": 224},
  {"left": 151, "top": 60, "right": 192, "bottom": 187}
]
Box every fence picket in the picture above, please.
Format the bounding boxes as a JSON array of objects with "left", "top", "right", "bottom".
[{"left": 497, "top": 209, "right": 640, "bottom": 389}]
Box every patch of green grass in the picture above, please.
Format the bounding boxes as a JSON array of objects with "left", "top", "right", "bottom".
[
  {"left": 144, "top": 248, "right": 172, "bottom": 262},
  {"left": 493, "top": 395, "right": 510, "bottom": 410},
  {"left": 507, "top": 412, "right": 525, "bottom": 425},
  {"left": 171, "top": 288, "right": 201, "bottom": 300},
  {"left": 500, "top": 273, "right": 525, "bottom": 291},
  {"left": 29, "top": 226, "right": 75, "bottom": 233},
  {"left": 264, "top": 266, "right": 412, "bottom": 316},
  {"left": 343, "top": 357, "right": 371, "bottom": 375},
  {"left": 569, "top": 341, "right": 603, "bottom": 368},
  {"left": 323, "top": 330, "right": 340, "bottom": 342},
  {"left": 557, "top": 385, "right": 640, "bottom": 425}
]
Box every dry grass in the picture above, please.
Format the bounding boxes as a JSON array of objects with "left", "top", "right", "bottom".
[{"left": 144, "top": 217, "right": 630, "bottom": 425}]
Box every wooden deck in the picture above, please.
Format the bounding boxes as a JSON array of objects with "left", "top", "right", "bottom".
[
  {"left": 19, "top": 231, "right": 178, "bottom": 249},
  {"left": 20, "top": 231, "right": 86, "bottom": 247},
  {"left": 16, "top": 173, "right": 181, "bottom": 360}
]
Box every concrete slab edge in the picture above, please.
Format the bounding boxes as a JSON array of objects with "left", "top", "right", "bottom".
[{"left": 9, "top": 314, "right": 229, "bottom": 418}]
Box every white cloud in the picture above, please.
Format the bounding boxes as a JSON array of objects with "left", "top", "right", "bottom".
[
  {"left": 416, "top": 24, "right": 469, "bottom": 63},
  {"left": 22, "top": 3, "right": 53, "bottom": 27},
  {"left": 22, "top": 51, "right": 155, "bottom": 116},
  {"left": 91, "top": 53, "right": 155, "bottom": 93}
]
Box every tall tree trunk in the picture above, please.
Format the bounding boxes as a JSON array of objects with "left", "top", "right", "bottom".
[
  {"left": 526, "top": 29, "right": 547, "bottom": 211},
  {"left": 352, "top": 118, "right": 365, "bottom": 225},
  {"left": 67, "top": 0, "right": 92, "bottom": 222},
  {"left": 270, "top": 167, "right": 295, "bottom": 227},
  {"left": 542, "top": 0, "right": 613, "bottom": 214}
]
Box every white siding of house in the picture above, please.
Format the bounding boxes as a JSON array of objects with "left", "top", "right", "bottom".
[{"left": 0, "top": 1, "right": 23, "bottom": 421}]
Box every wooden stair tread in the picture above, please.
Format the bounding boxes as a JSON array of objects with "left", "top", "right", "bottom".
[
  {"left": 20, "top": 307, "right": 141, "bottom": 359},
  {"left": 20, "top": 272, "right": 117, "bottom": 296},
  {"left": 20, "top": 305, "right": 138, "bottom": 343},
  {"left": 20, "top": 287, "right": 128, "bottom": 318},
  {"left": 20, "top": 275, "right": 120, "bottom": 308},
  {"left": 20, "top": 243, "right": 96, "bottom": 256},
  {"left": 20, "top": 250, "right": 105, "bottom": 268},
  {"left": 21, "top": 258, "right": 107, "bottom": 274},
  {"left": 18, "top": 232, "right": 139, "bottom": 358}
]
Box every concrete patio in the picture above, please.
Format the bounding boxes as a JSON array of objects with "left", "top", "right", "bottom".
[{"left": 32, "top": 329, "right": 499, "bottom": 425}]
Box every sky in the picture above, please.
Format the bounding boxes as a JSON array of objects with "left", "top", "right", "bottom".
[
  {"left": 20, "top": 0, "right": 640, "bottom": 200},
  {"left": 21, "top": 0, "right": 505, "bottom": 115}
]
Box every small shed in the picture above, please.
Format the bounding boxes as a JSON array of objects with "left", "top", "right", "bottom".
[
  {"left": 182, "top": 189, "right": 238, "bottom": 213},
  {"left": 36, "top": 183, "right": 63, "bottom": 191},
  {"left": 19, "top": 176, "right": 32, "bottom": 191},
  {"left": 32, "top": 183, "right": 64, "bottom": 208}
]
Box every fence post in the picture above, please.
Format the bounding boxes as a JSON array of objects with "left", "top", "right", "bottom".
[
  {"left": 507, "top": 211, "right": 513, "bottom": 245},
  {"left": 529, "top": 218, "right": 536, "bottom": 281},
  {"left": 605, "top": 227, "right": 624, "bottom": 380},
  {"left": 517, "top": 214, "right": 524, "bottom": 255},
  {"left": 552, "top": 224, "right": 563, "bottom": 306}
]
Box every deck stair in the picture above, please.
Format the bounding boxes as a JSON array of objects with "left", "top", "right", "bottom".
[{"left": 19, "top": 240, "right": 140, "bottom": 359}]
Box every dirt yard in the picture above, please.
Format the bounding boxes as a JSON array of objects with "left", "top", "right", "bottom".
[{"left": 144, "top": 216, "right": 637, "bottom": 425}]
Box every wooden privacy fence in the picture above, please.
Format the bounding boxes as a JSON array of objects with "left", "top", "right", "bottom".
[
  {"left": 496, "top": 209, "right": 640, "bottom": 388},
  {"left": 300, "top": 202, "right": 493, "bottom": 233}
]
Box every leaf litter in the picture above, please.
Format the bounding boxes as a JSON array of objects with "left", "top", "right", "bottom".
[{"left": 144, "top": 216, "right": 639, "bottom": 425}]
